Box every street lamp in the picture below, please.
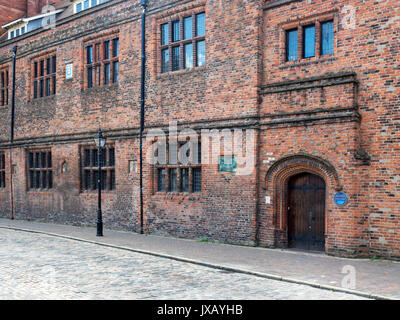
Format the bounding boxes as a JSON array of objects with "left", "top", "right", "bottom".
[{"left": 95, "top": 128, "right": 106, "bottom": 236}]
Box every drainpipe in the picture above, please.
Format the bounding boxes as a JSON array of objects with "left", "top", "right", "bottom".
[
  {"left": 9, "top": 46, "right": 17, "bottom": 220},
  {"left": 139, "top": 0, "right": 147, "bottom": 234}
]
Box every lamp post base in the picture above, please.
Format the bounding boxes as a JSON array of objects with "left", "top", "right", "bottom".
[{"left": 96, "top": 220, "right": 103, "bottom": 237}]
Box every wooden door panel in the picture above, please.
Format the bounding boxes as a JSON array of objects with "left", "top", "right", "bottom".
[{"left": 288, "top": 173, "right": 325, "bottom": 251}]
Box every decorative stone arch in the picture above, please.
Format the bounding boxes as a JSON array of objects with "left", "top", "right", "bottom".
[{"left": 264, "top": 153, "right": 342, "bottom": 248}]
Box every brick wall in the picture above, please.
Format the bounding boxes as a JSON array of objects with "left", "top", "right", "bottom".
[{"left": 0, "top": 0, "right": 398, "bottom": 259}]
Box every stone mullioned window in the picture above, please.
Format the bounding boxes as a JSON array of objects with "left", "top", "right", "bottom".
[{"left": 0, "top": 153, "right": 5, "bottom": 188}]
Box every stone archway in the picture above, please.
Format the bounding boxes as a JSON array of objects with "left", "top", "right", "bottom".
[{"left": 264, "top": 153, "right": 342, "bottom": 249}]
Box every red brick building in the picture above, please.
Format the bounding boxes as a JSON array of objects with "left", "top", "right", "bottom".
[{"left": 0, "top": 0, "right": 399, "bottom": 259}]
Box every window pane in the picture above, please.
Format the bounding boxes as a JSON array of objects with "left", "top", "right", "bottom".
[
  {"left": 39, "top": 79, "right": 44, "bottom": 97},
  {"left": 193, "top": 168, "right": 201, "bottom": 193},
  {"left": 184, "top": 16, "right": 192, "bottom": 40},
  {"left": 101, "top": 170, "right": 107, "bottom": 190},
  {"left": 110, "top": 170, "right": 115, "bottom": 190},
  {"left": 93, "top": 170, "right": 99, "bottom": 190},
  {"left": 109, "top": 148, "right": 115, "bottom": 166},
  {"left": 16, "top": 29, "right": 19, "bottom": 37},
  {"left": 88, "top": 67, "right": 93, "bottom": 88},
  {"left": 104, "top": 40, "right": 110, "bottom": 59},
  {"left": 112, "top": 38, "right": 119, "bottom": 57},
  {"left": 34, "top": 62, "right": 38, "bottom": 78},
  {"left": 113, "top": 61, "right": 119, "bottom": 83},
  {"left": 84, "top": 170, "right": 91, "bottom": 190},
  {"left": 84, "top": 149, "right": 91, "bottom": 167},
  {"left": 41, "top": 152, "right": 46, "bottom": 168},
  {"left": 29, "top": 152, "right": 34, "bottom": 168},
  {"left": 286, "top": 29, "right": 298, "bottom": 61},
  {"left": 47, "top": 152, "right": 52, "bottom": 168},
  {"left": 46, "top": 58, "right": 51, "bottom": 75},
  {"left": 161, "top": 23, "right": 169, "bottom": 45},
  {"left": 30, "top": 171, "right": 34, "bottom": 188},
  {"left": 84, "top": 0, "right": 89, "bottom": 9},
  {"left": 93, "top": 149, "right": 98, "bottom": 167},
  {"left": 76, "top": 3, "right": 82, "bottom": 12},
  {"left": 169, "top": 168, "right": 177, "bottom": 192},
  {"left": 184, "top": 43, "right": 193, "bottom": 69},
  {"left": 303, "top": 25, "right": 315, "bottom": 58},
  {"left": 52, "top": 56, "right": 56, "bottom": 74},
  {"left": 196, "top": 13, "right": 205, "bottom": 37},
  {"left": 91, "top": 0, "right": 97, "bottom": 6},
  {"left": 172, "top": 20, "right": 180, "bottom": 42},
  {"left": 104, "top": 63, "right": 110, "bottom": 84},
  {"left": 46, "top": 78, "right": 50, "bottom": 96},
  {"left": 21, "top": 26, "right": 25, "bottom": 34},
  {"left": 33, "top": 81, "right": 38, "bottom": 99},
  {"left": 172, "top": 46, "right": 180, "bottom": 71},
  {"left": 180, "top": 168, "right": 189, "bottom": 192},
  {"left": 42, "top": 171, "right": 47, "bottom": 189},
  {"left": 87, "top": 46, "right": 93, "bottom": 64},
  {"left": 196, "top": 40, "right": 205, "bottom": 67},
  {"left": 161, "top": 49, "right": 169, "bottom": 73},
  {"left": 321, "top": 21, "right": 334, "bottom": 55},
  {"left": 35, "top": 171, "right": 40, "bottom": 188},
  {"left": 40, "top": 60, "right": 44, "bottom": 76},
  {"left": 52, "top": 76, "right": 56, "bottom": 94},
  {"left": 158, "top": 168, "right": 166, "bottom": 192},
  {"left": 48, "top": 171, "right": 53, "bottom": 188}
]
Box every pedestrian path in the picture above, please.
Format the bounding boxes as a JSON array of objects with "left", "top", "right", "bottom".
[{"left": 0, "top": 218, "right": 398, "bottom": 299}]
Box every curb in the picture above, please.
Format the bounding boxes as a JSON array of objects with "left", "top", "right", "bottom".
[{"left": 0, "top": 225, "right": 395, "bottom": 300}]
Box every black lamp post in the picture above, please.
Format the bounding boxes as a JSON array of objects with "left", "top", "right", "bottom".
[{"left": 94, "top": 129, "right": 106, "bottom": 236}]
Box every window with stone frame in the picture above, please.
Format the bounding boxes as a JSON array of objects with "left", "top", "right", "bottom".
[
  {"left": 0, "top": 152, "right": 5, "bottom": 188},
  {"left": 160, "top": 11, "right": 206, "bottom": 73},
  {"left": 84, "top": 35, "right": 119, "bottom": 89},
  {"left": 81, "top": 145, "right": 116, "bottom": 191},
  {"left": 0, "top": 67, "right": 9, "bottom": 107},
  {"left": 32, "top": 53, "right": 57, "bottom": 99},
  {"left": 27, "top": 150, "right": 53, "bottom": 190},
  {"left": 155, "top": 141, "right": 202, "bottom": 194}
]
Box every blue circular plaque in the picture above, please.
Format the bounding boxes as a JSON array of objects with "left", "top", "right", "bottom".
[{"left": 334, "top": 192, "right": 348, "bottom": 206}]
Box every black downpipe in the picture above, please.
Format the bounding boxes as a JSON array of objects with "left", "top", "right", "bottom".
[
  {"left": 9, "top": 46, "right": 17, "bottom": 220},
  {"left": 139, "top": 0, "right": 147, "bottom": 234}
]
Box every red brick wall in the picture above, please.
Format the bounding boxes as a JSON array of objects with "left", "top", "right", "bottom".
[{"left": 0, "top": 0, "right": 398, "bottom": 259}]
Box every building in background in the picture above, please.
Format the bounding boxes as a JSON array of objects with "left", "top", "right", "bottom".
[{"left": 0, "top": 0, "right": 399, "bottom": 260}]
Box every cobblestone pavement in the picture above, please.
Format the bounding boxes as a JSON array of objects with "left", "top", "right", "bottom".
[{"left": 0, "top": 229, "right": 367, "bottom": 300}]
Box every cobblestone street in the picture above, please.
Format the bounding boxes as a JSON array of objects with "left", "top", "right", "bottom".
[{"left": 0, "top": 229, "right": 367, "bottom": 300}]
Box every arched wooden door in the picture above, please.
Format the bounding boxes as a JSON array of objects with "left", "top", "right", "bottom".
[{"left": 287, "top": 173, "right": 326, "bottom": 251}]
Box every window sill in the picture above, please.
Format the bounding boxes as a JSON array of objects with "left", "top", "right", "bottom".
[
  {"left": 27, "top": 189, "right": 54, "bottom": 194},
  {"left": 280, "top": 55, "right": 337, "bottom": 69},
  {"left": 152, "top": 192, "right": 201, "bottom": 201},
  {"left": 156, "top": 65, "right": 206, "bottom": 80},
  {"left": 80, "top": 190, "right": 117, "bottom": 195}
]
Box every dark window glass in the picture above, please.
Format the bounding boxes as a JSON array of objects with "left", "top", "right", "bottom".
[
  {"left": 40, "top": 60, "right": 44, "bottom": 77},
  {"left": 158, "top": 168, "right": 166, "bottom": 192},
  {"left": 184, "top": 16, "right": 192, "bottom": 40},
  {"left": 46, "top": 78, "right": 50, "bottom": 96},
  {"left": 321, "top": 21, "right": 334, "bottom": 55},
  {"left": 52, "top": 56, "right": 56, "bottom": 74},
  {"left": 21, "top": 26, "right": 25, "bottom": 34},
  {"left": 87, "top": 46, "right": 93, "bottom": 64},
  {"left": 84, "top": 170, "right": 91, "bottom": 189},
  {"left": 104, "top": 40, "right": 110, "bottom": 60},
  {"left": 109, "top": 148, "right": 115, "bottom": 166},
  {"left": 39, "top": 79, "right": 44, "bottom": 97},
  {"left": 47, "top": 152, "right": 52, "bottom": 168},
  {"left": 196, "top": 13, "right": 206, "bottom": 37},
  {"left": 48, "top": 171, "right": 53, "bottom": 188},
  {"left": 93, "top": 170, "right": 99, "bottom": 190},
  {"left": 180, "top": 168, "right": 189, "bottom": 192},
  {"left": 110, "top": 170, "right": 115, "bottom": 190},
  {"left": 193, "top": 168, "right": 201, "bottom": 193},
  {"left": 172, "top": 20, "right": 180, "bottom": 42},
  {"left": 34, "top": 62, "right": 38, "bottom": 78},
  {"left": 184, "top": 43, "right": 193, "bottom": 69},
  {"left": 104, "top": 63, "right": 110, "bottom": 84},
  {"left": 169, "top": 168, "right": 177, "bottom": 192},
  {"left": 113, "top": 61, "right": 119, "bottom": 83},
  {"left": 84, "top": 149, "right": 91, "bottom": 167},
  {"left": 286, "top": 29, "right": 298, "bottom": 61},
  {"left": 172, "top": 46, "right": 180, "bottom": 71},
  {"left": 112, "top": 38, "right": 119, "bottom": 57},
  {"left": 52, "top": 76, "right": 56, "bottom": 94},
  {"left": 33, "top": 81, "right": 38, "bottom": 99},
  {"left": 161, "top": 23, "right": 169, "bottom": 45},
  {"left": 303, "top": 24, "right": 315, "bottom": 58},
  {"left": 161, "top": 49, "right": 169, "bottom": 73},
  {"left": 101, "top": 170, "right": 107, "bottom": 190},
  {"left": 92, "top": 149, "right": 98, "bottom": 167},
  {"left": 46, "top": 58, "right": 51, "bottom": 75},
  {"left": 88, "top": 67, "right": 93, "bottom": 88},
  {"left": 196, "top": 40, "right": 205, "bottom": 67},
  {"left": 16, "top": 29, "right": 19, "bottom": 37}
]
